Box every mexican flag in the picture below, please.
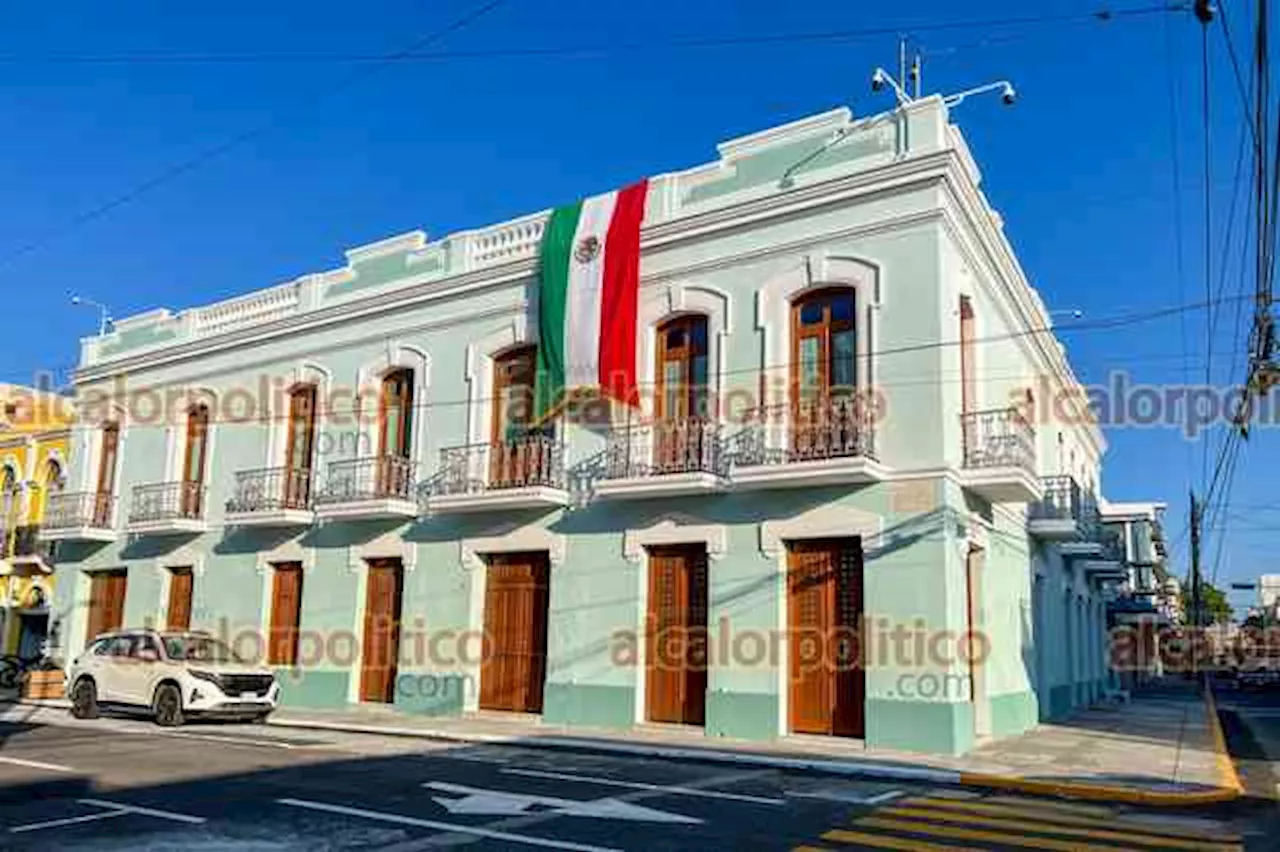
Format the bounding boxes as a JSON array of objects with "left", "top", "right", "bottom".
[{"left": 534, "top": 179, "right": 649, "bottom": 422}]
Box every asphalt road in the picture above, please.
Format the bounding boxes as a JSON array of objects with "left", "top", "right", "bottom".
[
  {"left": 0, "top": 703, "right": 1265, "bottom": 851},
  {"left": 1215, "top": 682, "right": 1280, "bottom": 799}
]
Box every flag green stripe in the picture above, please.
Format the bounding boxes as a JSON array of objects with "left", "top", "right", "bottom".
[{"left": 534, "top": 200, "right": 582, "bottom": 422}]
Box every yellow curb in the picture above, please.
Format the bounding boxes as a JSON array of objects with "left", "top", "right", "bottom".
[
  {"left": 955, "top": 688, "right": 1244, "bottom": 807},
  {"left": 1204, "top": 687, "right": 1246, "bottom": 796}
]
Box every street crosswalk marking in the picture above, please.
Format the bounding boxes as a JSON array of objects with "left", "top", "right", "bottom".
[
  {"left": 895, "top": 797, "right": 1243, "bottom": 845},
  {"left": 803, "top": 794, "right": 1245, "bottom": 852},
  {"left": 866, "top": 805, "right": 1239, "bottom": 851}
]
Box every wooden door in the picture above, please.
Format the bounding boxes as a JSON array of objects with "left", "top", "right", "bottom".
[
  {"left": 166, "top": 567, "right": 194, "bottom": 630},
  {"left": 284, "top": 387, "right": 317, "bottom": 508},
  {"left": 654, "top": 316, "right": 709, "bottom": 471},
  {"left": 85, "top": 570, "right": 127, "bottom": 646},
  {"left": 268, "top": 562, "right": 304, "bottom": 666},
  {"left": 479, "top": 552, "right": 550, "bottom": 713},
  {"left": 359, "top": 559, "right": 403, "bottom": 703},
  {"left": 646, "top": 544, "right": 708, "bottom": 725},
  {"left": 181, "top": 406, "right": 209, "bottom": 517},
  {"left": 94, "top": 423, "right": 120, "bottom": 526},
  {"left": 787, "top": 539, "right": 864, "bottom": 737}
]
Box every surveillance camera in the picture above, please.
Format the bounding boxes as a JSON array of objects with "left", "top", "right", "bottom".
[
  {"left": 871, "top": 69, "right": 886, "bottom": 92},
  {"left": 1001, "top": 83, "right": 1017, "bottom": 105},
  {"left": 69, "top": 295, "right": 81, "bottom": 305}
]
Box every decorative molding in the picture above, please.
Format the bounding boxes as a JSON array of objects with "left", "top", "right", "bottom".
[
  {"left": 755, "top": 253, "right": 881, "bottom": 413},
  {"left": 73, "top": 150, "right": 957, "bottom": 383},
  {"left": 760, "top": 503, "right": 883, "bottom": 557},
  {"left": 353, "top": 343, "right": 432, "bottom": 465},
  {"left": 637, "top": 281, "right": 731, "bottom": 419},
  {"left": 345, "top": 230, "right": 428, "bottom": 266},
  {"left": 464, "top": 319, "right": 533, "bottom": 446},
  {"left": 348, "top": 530, "right": 417, "bottom": 573},
  {"left": 623, "top": 513, "right": 728, "bottom": 562},
  {"left": 252, "top": 536, "right": 317, "bottom": 576},
  {"left": 459, "top": 523, "right": 566, "bottom": 570},
  {"left": 157, "top": 543, "right": 207, "bottom": 577}
]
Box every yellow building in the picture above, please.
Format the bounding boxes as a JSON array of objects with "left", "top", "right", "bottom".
[{"left": 0, "top": 384, "right": 73, "bottom": 660}]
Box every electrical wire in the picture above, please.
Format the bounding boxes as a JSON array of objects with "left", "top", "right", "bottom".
[
  {"left": 0, "top": 0, "right": 511, "bottom": 273},
  {"left": 46, "top": 292, "right": 1256, "bottom": 429},
  {"left": 0, "top": 4, "right": 1187, "bottom": 65}
]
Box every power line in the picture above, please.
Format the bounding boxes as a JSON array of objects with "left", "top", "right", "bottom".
[
  {"left": 54, "top": 291, "right": 1255, "bottom": 427},
  {"left": 0, "top": 0, "right": 511, "bottom": 273},
  {"left": 0, "top": 5, "right": 1187, "bottom": 65}
]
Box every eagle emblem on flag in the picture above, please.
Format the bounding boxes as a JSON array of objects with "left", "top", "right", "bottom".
[{"left": 573, "top": 235, "right": 601, "bottom": 264}]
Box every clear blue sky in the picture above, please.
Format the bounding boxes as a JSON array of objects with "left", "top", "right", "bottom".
[{"left": 0, "top": 1, "right": 1272, "bottom": 609}]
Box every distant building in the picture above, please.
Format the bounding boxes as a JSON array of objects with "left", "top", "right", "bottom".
[
  {"left": 0, "top": 384, "right": 73, "bottom": 660},
  {"left": 1260, "top": 575, "right": 1280, "bottom": 613}
]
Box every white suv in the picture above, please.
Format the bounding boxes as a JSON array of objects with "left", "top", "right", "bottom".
[{"left": 67, "top": 629, "right": 279, "bottom": 726}]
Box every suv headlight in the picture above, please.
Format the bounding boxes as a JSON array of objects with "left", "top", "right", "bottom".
[{"left": 188, "top": 670, "right": 224, "bottom": 691}]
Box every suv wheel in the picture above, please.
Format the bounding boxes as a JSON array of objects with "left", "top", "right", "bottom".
[
  {"left": 70, "top": 678, "right": 99, "bottom": 720},
  {"left": 153, "top": 683, "right": 185, "bottom": 727}
]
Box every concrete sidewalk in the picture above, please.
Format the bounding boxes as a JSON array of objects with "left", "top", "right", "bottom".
[
  {"left": 14, "top": 680, "right": 1241, "bottom": 805},
  {"left": 258, "top": 681, "right": 1242, "bottom": 805}
]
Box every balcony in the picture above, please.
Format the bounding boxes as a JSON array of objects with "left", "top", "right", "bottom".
[
  {"left": 730, "top": 399, "right": 887, "bottom": 490},
  {"left": 1081, "top": 528, "right": 1127, "bottom": 581},
  {"left": 127, "top": 481, "right": 209, "bottom": 535},
  {"left": 38, "top": 492, "right": 117, "bottom": 542},
  {"left": 314, "top": 456, "right": 418, "bottom": 521},
  {"left": 1028, "top": 476, "right": 1089, "bottom": 540},
  {"left": 594, "top": 418, "right": 728, "bottom": 500},
  {"left": 1, "top": 525, "right": 56, "bottom": 571},
  {"left": 429, "top": 435, "right": 568, "bottom": 513},
  {"left": 957, "top": 407, "right": 1041, "bottom": 503},
  {"left": 1057, "top": 498, "right": 1105, "bottom": 559},
  {"left": 224, "top": 467, "right": 316, "bottom": 527}
]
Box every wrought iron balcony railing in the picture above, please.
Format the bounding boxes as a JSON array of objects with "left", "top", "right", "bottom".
[
  {"left": 733, "top": 397, "right": 877, "bottom": 467},
  {"left": 43, "top": 491, "right": 115, "bottom": 530},
  {"left": 961, "top": 407, "right": 1036, "bottom": 473},
  {"left": 435, "top": 434, "right": 565, "bottom": 496},
  {"left": 1029, "top": 475, "right": 1083, "bottom": 522},
  {"left": 129, "top": 481, "right": 207, "bottom": 525},
  {"left": 225, "top": 466, "right": 314, "bottom": 514},
  {"left": 315, "top": 455, "right": 416, "bottom": 504},
  {"left": 601, "top": 418, "right": 728, "bottom": 480}
]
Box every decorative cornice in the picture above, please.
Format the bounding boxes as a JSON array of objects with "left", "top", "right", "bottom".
[
  {"left": 459, "top": 523, "right": 566, "bottom": 570},
  {"left": 73, "top": 151, "right": 956, "bottom": 383},
  {"left": 622, "top": 513, "right": 728, "bottom": 563}
]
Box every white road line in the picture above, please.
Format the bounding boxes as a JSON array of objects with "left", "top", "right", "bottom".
[
  {"left": 157, "top": 731, "right": 299, "bottom": 750},
  {"left": 78, "top": 799, "right": 207, "bottom": 825},
  {"left": 276, "top": 797, "right": 622, "bottom": 852},
  {"left": 784, "top": 789, "right": 902, "bottom": 805},
  {"left": 9, "top": 809, "right": 132, "bottom": 833},
  {"left": 500, "top": 768, "right": 785, "bottom": 805},
  {"left": 437, "top": 752, "right": 509, "bottom": 764},
  {"left": 0, "top": 755, "right": 77, "bottom": 773}
]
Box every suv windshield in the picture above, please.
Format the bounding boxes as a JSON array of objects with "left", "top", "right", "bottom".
[{"left": 163, "top": 635, "right": 241, "bottom": 664}]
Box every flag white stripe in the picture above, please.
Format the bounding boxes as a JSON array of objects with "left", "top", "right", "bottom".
[{"left": 563, "top": 191, "right": 618, "bottom": 388}]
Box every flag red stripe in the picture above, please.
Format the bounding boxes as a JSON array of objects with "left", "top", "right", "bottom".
[{"left": 598, "top": 178, "right": 648, "bottom": 407}]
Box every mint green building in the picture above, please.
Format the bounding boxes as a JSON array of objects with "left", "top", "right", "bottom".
[{"left": 46, "top": 96, "right": 1142, "bottom": 755}]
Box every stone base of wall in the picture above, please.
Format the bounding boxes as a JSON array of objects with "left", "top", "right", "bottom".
[
  {"left": 542, "top": 683, "right": 634, "bottom": 729},
  {"left": 865, "top": 698, "right": 973, "bottom": 755},
  {"left": 989, "top": 691, "right": 1037, "bottom": 738},
  {"left": 394, "top": 672, "right": 468, "bottom": 716},
  {"left": 705, "top": 690, "right": 778, "bottom": 740},
  {"left": 274, "top": 669, "right": 350, "bottom": 710}
]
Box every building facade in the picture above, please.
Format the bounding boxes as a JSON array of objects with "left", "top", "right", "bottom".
[
  {"left": 50, "top": 97, "right": 1122, "bottom": 755},
  {"left": 1, "top": 385, "right": 73, "bottom": 660}
]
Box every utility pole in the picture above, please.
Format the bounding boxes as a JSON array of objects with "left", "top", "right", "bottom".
[{"left": 1189, "top": 491, "right": 1203, "bottom": 679}]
